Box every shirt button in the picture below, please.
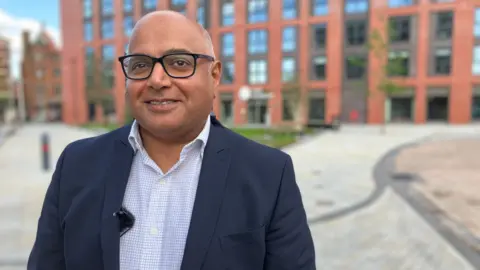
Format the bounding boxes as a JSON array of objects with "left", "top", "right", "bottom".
[{"left": 150, "top": 227, "right": 158, "bottom": 235}]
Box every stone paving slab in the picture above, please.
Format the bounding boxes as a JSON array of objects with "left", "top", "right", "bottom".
[
  {"left": 310, "top": 189, "right": 475, "bottom": 270},
  {"left": 396, "top": 137, "right": 480, "bottom": 245}
]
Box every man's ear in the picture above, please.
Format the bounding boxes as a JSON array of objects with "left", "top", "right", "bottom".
[{"left": 211, "top": 61, "right": 222, "bottom": 87}]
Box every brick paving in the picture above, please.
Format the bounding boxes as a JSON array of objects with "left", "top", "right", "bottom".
[{"left": 396, "top": 138, "right": 480, "bottom": 239}]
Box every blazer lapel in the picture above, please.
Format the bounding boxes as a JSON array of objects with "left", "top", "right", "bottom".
[
  {"left": 100, "top": 126, "right": 134, "bottom": 270},
  {"left": 181, "top": 117, "right": 231, "bottom": 270}
]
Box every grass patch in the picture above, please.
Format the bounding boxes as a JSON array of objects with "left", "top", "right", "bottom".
[{"left": 232, "top": 127, "right": 309, "bottom": 148}]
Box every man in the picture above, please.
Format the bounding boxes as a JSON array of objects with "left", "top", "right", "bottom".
[{"left": 28, "top": 11, "right": 315, "bottom": 270}]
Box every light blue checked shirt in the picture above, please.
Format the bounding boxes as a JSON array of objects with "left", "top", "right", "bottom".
[{"left": 119, "top": 117, "right": 211, "bottom": 270}]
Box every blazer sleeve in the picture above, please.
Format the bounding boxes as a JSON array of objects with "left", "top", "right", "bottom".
[
  {"left": 264, "top": 155, "right": 316, "bottom": 270},
  {"left": 27, "top": 148, "right": 67, "bottom": 270}
]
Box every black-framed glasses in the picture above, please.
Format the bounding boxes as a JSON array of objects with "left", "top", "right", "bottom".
[{"left": 118, "top": 53, "right": 215, "bottom": 80}]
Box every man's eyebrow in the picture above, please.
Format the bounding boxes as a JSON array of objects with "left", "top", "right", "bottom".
[{"left": 164, "top": 48, "right": 193, "bottom": 54}]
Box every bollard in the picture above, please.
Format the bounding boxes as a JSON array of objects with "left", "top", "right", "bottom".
[{"left": 41, "top": 132, "right": 50, "bottom": 171}]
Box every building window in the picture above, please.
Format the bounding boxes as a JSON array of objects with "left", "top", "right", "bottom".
[
  {"left": 101, "top": 18, "right": 114, "bottom": 39},
  {"left": 248, "top": 60, "right": 267, "bottom": 84},
  {"left": 219, "top": 93, "right": 234, "bottom": 124},
  {"left": 475, "top": 9, "right": 480, "bottom": 38},
  {"left": 85, "top": 47, "right": 95, "bottom": 89},
  {"left": 312, "top": 0, "right": 328, "bottom": 16},
  {"left": 473, "top": 46, "right": 480, "bottom": 75},
  {"left": 282, "top": 26, "right": 297, "bottom": 52},
  {"left": 197, "top": 6, "right": 205, "bottom": 27},
  {"left": 388, "top": 96, "right": 414, "bottom": 122},
  {"left": 84, "top": 22, "right": 93, "bottom": 42},
  {"left": 388, "top": 51, "right": 410, "bottom": 77},
  {"left": 124, "top": 0, "right": 133, "bottom": 12},
  {"left": 84, "top": 0, "right": 93, "bottom": 18},
  {"left": 143, "top": 0, "right": 157, "bottom": 11},
  {"left": 222, "top": 61, "right": 235, "bottom": 84},
  {"left": 427, "top": 88, "right": 449, "bottom": 122},
  {"left": 433, "top": 48, "right": 451, "bottom": 75},
  {"left": 247, "top": 98, "right": 269, "bottom": 125},
  {"left": 221, "top": 0, "right": 235, "bottom": 26},
  {"left": 345, "top": 0, "right": 368, "bottom": 13},
  {"left": 248, "top": 0, "right": 268, "bottom": 23},
  {"left": 36, "top": 69, "right": 44, "bottom": 79},
  {"left": 312, "top": 24, "right": 327, "bottom": 49},
  {"left": 389, "top": 16, "right": 410, "bottom": 43},
  {"left": 222, "top": 33, "right": 235, "bottom": 57},
  {"left": 389, "top": 0, "right": 413, "bottom": 8},
  {"left": 472, "top": 93, "right": 480, "bottom": 120},
  {"left": 436, "top": 11, "right": 453, "bottom": 40},
  {"left": 308, "top": 91, "right": 325, "bottom": 123},
  {"left": 311, "top": 56, "right": 326, "bottom": 80},
  {"left": 282, "top": 57, "right": 296, "bottom": 82},
  {"left": 248, "top": 30, "right": 268, "bottom": 54},
  {"left": 102, "top": 45, "right": 115, "bottom": 89},
  {"left": 55, "top": 85, "right": 62, "bottom": 95},
  {"left": 124, "top": 16, "right": 134, "bottom": 36},
  {"left": 282, "top": 92, "right": 294, "bottom": 121},
  {"left": 283, "top": 0, "right": 297, "bottom": 19},
  {"left": 197, "top": 0, "right": 210, "bottom": 28},
  {"left": 101, "top": 0, "right": 114, "bottom": 15},
  {"left": 345, "top": 56, "right": 366, "bottom": 79},
  {"left": 346, "top": 20, "right": 366, "bottom": 46}
]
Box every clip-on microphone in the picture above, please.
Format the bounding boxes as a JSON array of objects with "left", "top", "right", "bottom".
[{"left": 113, "top": 207, "right": 135, "bottom": 237}]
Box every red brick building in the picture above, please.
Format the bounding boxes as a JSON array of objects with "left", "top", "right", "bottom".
[
  {"left": 21, "top": 29, "right": 62, "bottom": 121},
  {"left": 60, "top": 0, "right": 480, "bottom": 125}
]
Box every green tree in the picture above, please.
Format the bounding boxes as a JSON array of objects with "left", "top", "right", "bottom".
[
  {"left": 282, "top": 73, "right": 306, "bottom": 132},
  {"left": 85, "top": 52, "right": 115, "bottom": 125},
  {"left": 366, "top": 19, "right": 407, "bottom": 133}
]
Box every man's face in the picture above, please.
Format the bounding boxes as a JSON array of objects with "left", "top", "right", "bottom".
[{"left": 125, "top": 14, "right": 221, "bottom": 136}]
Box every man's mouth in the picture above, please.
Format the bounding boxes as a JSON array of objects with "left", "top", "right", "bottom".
[{"left": 145, "top": 99, "right": 179, "bottom": 105}]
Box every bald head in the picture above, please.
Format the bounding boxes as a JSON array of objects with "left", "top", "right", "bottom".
[{"left": 127, "top": 10, "right": 215, "bottom": 57}]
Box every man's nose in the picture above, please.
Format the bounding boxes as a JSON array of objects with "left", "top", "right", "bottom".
[{"left": 147, "top": 62, "right": 171, "bottom": 88}]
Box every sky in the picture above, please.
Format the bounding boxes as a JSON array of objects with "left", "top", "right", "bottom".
[{"left": 0, "top": 0, "right": 61, "bottom": 78}]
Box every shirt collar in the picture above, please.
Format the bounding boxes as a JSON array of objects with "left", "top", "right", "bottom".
[{"left": 128, "top": 116, "right": 211, "bottom": 156}]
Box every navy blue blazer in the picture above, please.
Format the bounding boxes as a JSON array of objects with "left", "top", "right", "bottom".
[{"left": 27, "top": 116, "right": 316, "bottom": 270}]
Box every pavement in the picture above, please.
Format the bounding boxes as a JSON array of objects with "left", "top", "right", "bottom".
[
  {"left": 1, "top": 123, "right": 480, "bottom": 269},
  {"left": 0, "top": 123, "right": 100, "bottom": 267},
  {"left": 284, "top": 124, "right": 480, "bottom": 269},
  {"left": 394, "top": 137, "right": 480, "bottom": 257}
]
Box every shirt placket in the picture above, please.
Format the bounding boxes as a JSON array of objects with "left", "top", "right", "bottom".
[{"left": 140, "top": 171, "right": 170, "bottom": 269}]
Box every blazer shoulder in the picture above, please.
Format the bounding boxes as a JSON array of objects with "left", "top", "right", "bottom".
[{"left": 63, "top": 125, "right": 131, "bottom": 157}]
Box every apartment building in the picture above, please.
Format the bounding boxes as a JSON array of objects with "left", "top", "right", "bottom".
[
  {"left": 60, "top": 0, "right": 480, "bottom": 125},
  {"left": 21, "top": 29, "right": 62, "bottom": 121}
]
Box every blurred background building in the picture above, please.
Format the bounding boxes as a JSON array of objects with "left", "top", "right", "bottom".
[
  {"left": 0, "top": 37, "right": 11, "bottom": 123},
  {"left": 60, "top": 0, "right": 479, "bottom": 126},
  {"left": 21, "top": 28, "right": 62, "bottom": 122}
]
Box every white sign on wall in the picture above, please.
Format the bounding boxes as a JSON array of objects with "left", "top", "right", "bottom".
[{"left": 238, "top": 86, "right": 252, "bottom": 101}]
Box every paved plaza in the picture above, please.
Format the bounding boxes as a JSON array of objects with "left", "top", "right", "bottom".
[{"left": 1, "top": 123, "right": 480, "bottom": 269}]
